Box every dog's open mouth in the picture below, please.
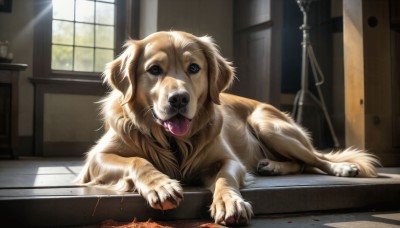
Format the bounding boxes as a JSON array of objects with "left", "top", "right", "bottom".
[
  {"left": 152, "top": 110, "right": 191, "bottom": 137},
  {"left": 162, "top": 114, "right": 191, "bottom": 137}
]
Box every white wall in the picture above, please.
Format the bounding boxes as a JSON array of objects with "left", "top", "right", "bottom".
[
  {"left": 43, "top": 94, "right": 102, "bottom": 142},
  {"left": 139, "top": 0, "right": 158, "bottom": 39},
  {"left": 140, "top": 0, "right": 233, "bottom": 60}
]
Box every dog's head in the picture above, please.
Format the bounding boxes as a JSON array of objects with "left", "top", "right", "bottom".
[{"left": 104, "top": 31, "right": 234, "bottom": 137}]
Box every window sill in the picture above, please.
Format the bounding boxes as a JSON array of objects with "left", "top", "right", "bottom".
[
  {"left": 30, "top": 77, "right": 103, "bottom": 86},
  {"left": 29, "top": 77, "right": 107, "bottom": 95}
]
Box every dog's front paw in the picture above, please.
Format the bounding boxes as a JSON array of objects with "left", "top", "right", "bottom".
[
  {"left": 210, "top": 191, "right": 253, "bottom": 226},
  {"left": 331, "top": 162, "right": 360, "bottom": 177},
  {"left": 141, "top": 178, "right": 183, "bottom": 210}
]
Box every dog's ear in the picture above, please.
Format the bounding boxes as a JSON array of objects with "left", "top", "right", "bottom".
[
  {"left": 103, "top": 40, "right": 141, "bottom": 104},
  {"left": 197, "top": 36, "right": 235, "bottom": 105}
]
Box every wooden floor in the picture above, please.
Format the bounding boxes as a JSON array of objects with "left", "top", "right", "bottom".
[{"left": 0, "top": 157, "right": 400, "bottom": 227}]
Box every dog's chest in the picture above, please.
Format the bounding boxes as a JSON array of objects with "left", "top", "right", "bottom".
[
  {"left": 169, "top": 137, "right": 183, "bottom": 166},
  {"left": 164, "top": 137, "right": 207, "bottom": 185}
]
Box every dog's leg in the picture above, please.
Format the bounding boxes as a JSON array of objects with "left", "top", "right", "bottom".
[
  {"left": 208, "top": 159, "right": 253, "bottom": 226},
  {"left": 249, "top": 108, "right": 360, "bottom": 177},
  {"left": 261, "top": 129, "right": 360, "bottom": 177},
  {"left": 88, "top": 152, "right": 183, "bottom": 210},
  {"left": 257, "top": 159, "right": 303, "bottom": 176}
]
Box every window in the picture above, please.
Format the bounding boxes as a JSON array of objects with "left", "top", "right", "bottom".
[
  {"left": 51, "top": 0, "right": 115, "bottom": 73},
  {"left": 31, "top": 0, "right": 139, "bottom": 157},
  {"left": 33, "top": 0, "right": 138, "bottom": 81}
]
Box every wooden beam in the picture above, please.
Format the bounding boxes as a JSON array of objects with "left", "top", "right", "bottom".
[
  {"left": 344, "top": 0, "right": 396, "bottom": 165},
  {"left": 343, "top": 0, "right": 365, "bottom": 148}
]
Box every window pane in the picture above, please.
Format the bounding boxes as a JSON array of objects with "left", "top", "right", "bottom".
[
  {"left": 51, "top": 0, "right": 116, "bottom": 74},
  {"left": 75, "top": 47, "right": 94, "bottom": 72},
  {"left": 96, "top": 25, "right": 114, "bottom": 48},
  {"left": 52, "top": 20, "right": 74, "bottom": 45},
  {"left": 95, "top": 49, "right": 114, "bottom": 72},
  {"left": 96, "top": 2, "right": 114, "bottom": 25},
  {"left": 52, "top": 0, "right": 74, "bottom": 21},
  {"left": 75, "top": 23, "right": 94, "bottom": 47},
  {"left": 52, "top": 45, "right": 73, "bottom": 70},
  {"left": 76, "top": 0, "right": 94, "bottom": 23}
]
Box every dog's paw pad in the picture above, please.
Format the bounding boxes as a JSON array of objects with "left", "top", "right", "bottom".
[{"left": 332, "top": 162, "right": 360, "bottom": 177}]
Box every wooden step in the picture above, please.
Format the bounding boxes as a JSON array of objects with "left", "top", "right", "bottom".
[{"left": 0, "top": 158, "right": 399, "bottom": 227}]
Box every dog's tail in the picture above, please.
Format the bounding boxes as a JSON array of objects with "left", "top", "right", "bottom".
[{"left": 315, "top": 148, "right": 381, "bottom": 177}]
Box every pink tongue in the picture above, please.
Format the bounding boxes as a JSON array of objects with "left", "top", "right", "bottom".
[{"left": 163, "top": 117, "right": 190, "bottom": 137}]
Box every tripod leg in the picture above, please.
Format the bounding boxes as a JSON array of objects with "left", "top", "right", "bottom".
[
  {"left": 296, "top": 90, "right": 306, "bottom": 124},
  {"left": 307, "top": 47, "right": 340, "bottom": 148},
  {"left": 291, "top": 90, "right": 301, "bottom": 118}
]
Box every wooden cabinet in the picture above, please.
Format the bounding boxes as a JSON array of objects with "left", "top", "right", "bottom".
[{"left": 0, "top": 63, "right": 27, "bottom": 158}]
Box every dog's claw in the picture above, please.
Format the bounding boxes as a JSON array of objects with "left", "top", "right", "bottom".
[
  {"left": 157, "top": 200, "right": 164, "bottom": 210},
  {"left": 143, "top": 179, "right": 183, "bottom": 211},
  {"left": 173, "top": 189, "right": 184, "bottom": 200},
  {"left": 211, "top": 191, "right": 252, "bottom": 227},
  {"left": 167, "top": 195, "right": 178, "bottom": 206}
]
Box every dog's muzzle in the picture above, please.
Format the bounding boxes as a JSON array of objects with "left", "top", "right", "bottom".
[{"left": 150, "top": 91, "right": 192, "bottom": 137}]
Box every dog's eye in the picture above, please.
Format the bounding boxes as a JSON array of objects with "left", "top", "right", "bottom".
[
  {"left": 188, "top": 63, "right": 200, "bottom": 74},
  {"left": 147, "top": 65, "right": 163, "bottom": 76}
]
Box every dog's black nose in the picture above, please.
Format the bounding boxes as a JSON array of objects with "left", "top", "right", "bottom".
[{"left": 168, "top": 91, "right": 190, "bottom": 109}]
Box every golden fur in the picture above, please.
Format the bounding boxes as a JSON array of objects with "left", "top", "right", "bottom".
[{"left": 78, "top": 31, "right": 380, "bottom": 226}]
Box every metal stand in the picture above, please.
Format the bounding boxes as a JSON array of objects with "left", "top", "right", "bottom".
[{"left": 291, "top": 0, "right": 340, "bottom": 148}]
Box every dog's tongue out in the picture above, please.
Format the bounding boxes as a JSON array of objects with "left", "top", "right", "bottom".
[{"left": 163, "top": 116, "right": 190, "bottom": 137}]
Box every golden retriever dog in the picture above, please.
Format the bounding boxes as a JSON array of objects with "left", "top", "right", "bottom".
[{"left": 78, "top": 31, "right": 379, "bottom": 226}]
